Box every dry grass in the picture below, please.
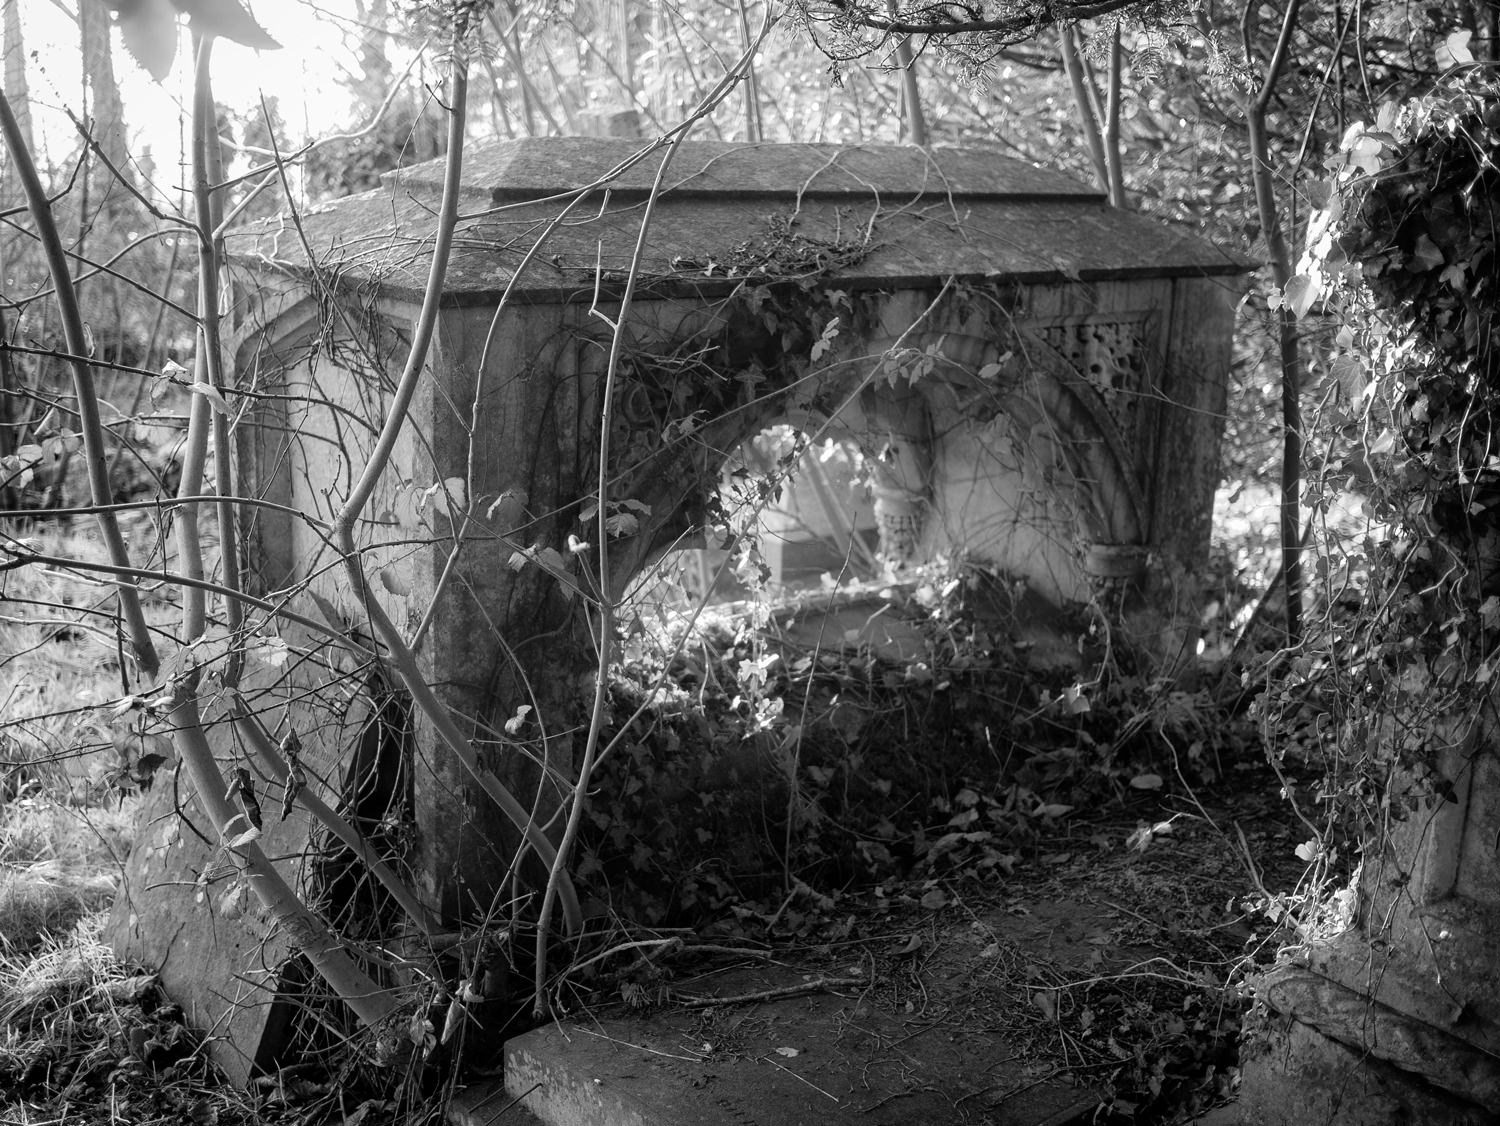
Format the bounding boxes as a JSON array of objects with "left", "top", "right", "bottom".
[
  {"left": 0, "top": 519, "right": 168, "bottom": 1012},
  {"left": 1, "top": 515, "right": 189, "bottom": 795},
  {"left": 0, "top": 866, "right": 116, "bottom": 956},
  {"left": 0, "top": 915, "right": 267, "bottom": 1126},
  {"left": 0, "top": 796, "right": 135, "bottom": 955}
]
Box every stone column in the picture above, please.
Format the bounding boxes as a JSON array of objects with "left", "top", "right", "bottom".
[
  {"left": 1233, "top": 709, "right": 1500, "bottom": 1124},
  {"left": 860, "top": 383, "right": 931, "bottom": 571}
]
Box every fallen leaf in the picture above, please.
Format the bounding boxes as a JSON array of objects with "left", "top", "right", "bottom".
[{"left": 1032, "top": 989, "right": 1058, "bottom": 1020}]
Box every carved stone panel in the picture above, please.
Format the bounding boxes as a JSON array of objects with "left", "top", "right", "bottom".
[{"left": 1025, "top": 311, "right": 1156, "bottom": 457}]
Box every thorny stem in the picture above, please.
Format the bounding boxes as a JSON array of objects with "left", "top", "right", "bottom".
[
  {"left": 531, "top": 125, "right": 694, "bottom": 1018},
  {"left": 0, "top": 89, "right": 159, "bottom": 678},
  {"left": 192, "top": 38, "right": 245, "bottom": 687},
  {"left": 527, "top": 5, "right": 779, "bottom": 1015},
  {"left": 1244, "top": 0, "right": 1305, "bottom": 646},
  {"left": 325, "top": 44, "right": 582, "bottom": 932}
]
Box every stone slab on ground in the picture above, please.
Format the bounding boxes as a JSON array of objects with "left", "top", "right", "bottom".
[{"left": 452, "top": 964, "right": 1095, "bottom": 1126}]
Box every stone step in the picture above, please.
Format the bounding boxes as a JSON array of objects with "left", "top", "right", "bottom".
[{"left": 451, "top": 965, "right": 1097, "bottom": 1126}]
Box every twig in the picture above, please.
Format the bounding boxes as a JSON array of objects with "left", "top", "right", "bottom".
[
  {"left": 190, "top": 42, "right": 245, "bottom": 688},
  {"left": 673, "top": 974, "right": 865, "bottom": 1009},
  {"left": 0, "top": 544, "right": 373, "bottom": 657},
  {"left": 757, "top": 1051, "right": 839, "bottom": 1101}
]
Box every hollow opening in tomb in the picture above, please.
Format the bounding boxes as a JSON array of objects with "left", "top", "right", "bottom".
[
  {"left": 614, "top": 339, "right": 1118, "bottom": 672},
  {"left": 621, "top": 423, "right": 890, "bottom": 619}
]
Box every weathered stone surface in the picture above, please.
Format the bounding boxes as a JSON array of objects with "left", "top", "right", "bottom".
[
  {"left": 489, "top": 965, "right": 1095, "bottom": 1126},
  {"left": 1246, "top": 718, "right": 1500, "bottom": 1118},
  {"left": 236, "top": 138, "right": 1248, "bottom": 306},
  {"left": 106, "top": 774, "right": 298, "bottom": 1086},
  {"left": 1234, "top": 1014, "right": 1498, "bottom": 1126},
  {"left": 1255, "top": 964, "right": 1500, "bottom": 1107},
  {"left": 408, "top": 137, "right": 1103, "bottom": 203}
]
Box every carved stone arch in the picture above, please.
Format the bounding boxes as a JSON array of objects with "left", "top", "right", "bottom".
[
  {"left": 604, "top": 300, "right": 1162, "bottom": 603},
  {"left": 879, "top": 327, "right": 1153, "bottom": 577},
  {"left": 613, "top": 346, "right": 936, "bottom": 593}
]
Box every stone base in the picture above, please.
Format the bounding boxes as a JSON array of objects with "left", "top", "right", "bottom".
[
  {"left": 489, "top": 964, "right": 1097, "bottom": 1126},
  {"left": 1234, "top": 1015, "right": 1498, "bottom": 1126}
]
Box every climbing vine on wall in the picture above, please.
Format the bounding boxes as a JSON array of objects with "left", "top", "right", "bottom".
[{"left": 1269, "top": 73, "right": 1500, "bottom": 867}]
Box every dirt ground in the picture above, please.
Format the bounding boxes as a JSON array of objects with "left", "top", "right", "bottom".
[{"left": 540, "top": 756, "right": 1311, "bottom": 1125}]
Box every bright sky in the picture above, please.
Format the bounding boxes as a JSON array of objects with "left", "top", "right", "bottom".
[{"left": 15, "top": 1, "right": 380, "bottom": 196}]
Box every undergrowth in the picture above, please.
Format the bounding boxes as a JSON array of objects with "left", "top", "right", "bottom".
[{"left": 581, "top": 573, "right": 1260, "bottom": 939}]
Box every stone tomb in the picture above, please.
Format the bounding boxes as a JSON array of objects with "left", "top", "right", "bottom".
[{"left": 107, "top": 138, "right": 1248, "bottom": 1077}]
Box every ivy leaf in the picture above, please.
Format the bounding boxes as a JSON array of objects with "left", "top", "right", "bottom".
[
  {"left": 1282, "top": 274, "right": 1319, "bottom": 319},
  {"left": 248, "top": 635, "right": 290, "bottom": 667},
  {"left": 810, "top": 317, "right": 840, "bottom": 362},
  {"left": 1479, "top": 596, "right": 1500, "bottom": 629},
  {"left": 1330, "top": 354, "right": 1367, "bottom": 401},
  {"left": 227, "top": 825, "right": 261, "bottom": 849},
  {"left": 486, "top": 486, "right": 528, "bottom": 523},
  {"left": 218, "top": 880, "right": 249, "bottom": 920},
  {"left": 528, "top": 547, "right": 577, "bottom": 601},
  {"left": 1437, "top": 29, "right": 1475, "bottom": 67},
  {"left": 1033, "top": 803, "right": 1075, "bottom": 820},
  {"left": 605, "top": 512, "right": 639, "bottom": 538},
  {"left": 280, "top": 736, "right": 306, "bottom": 823},
  {"left": 226, "top": 767, "right": 263, "bottom": 832},
  {"left": 111, "top": 0, "right": 178, "bottom": 82},
  {"left": 1409, "top": 234, "right": 1445, "bottom": 273}
]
